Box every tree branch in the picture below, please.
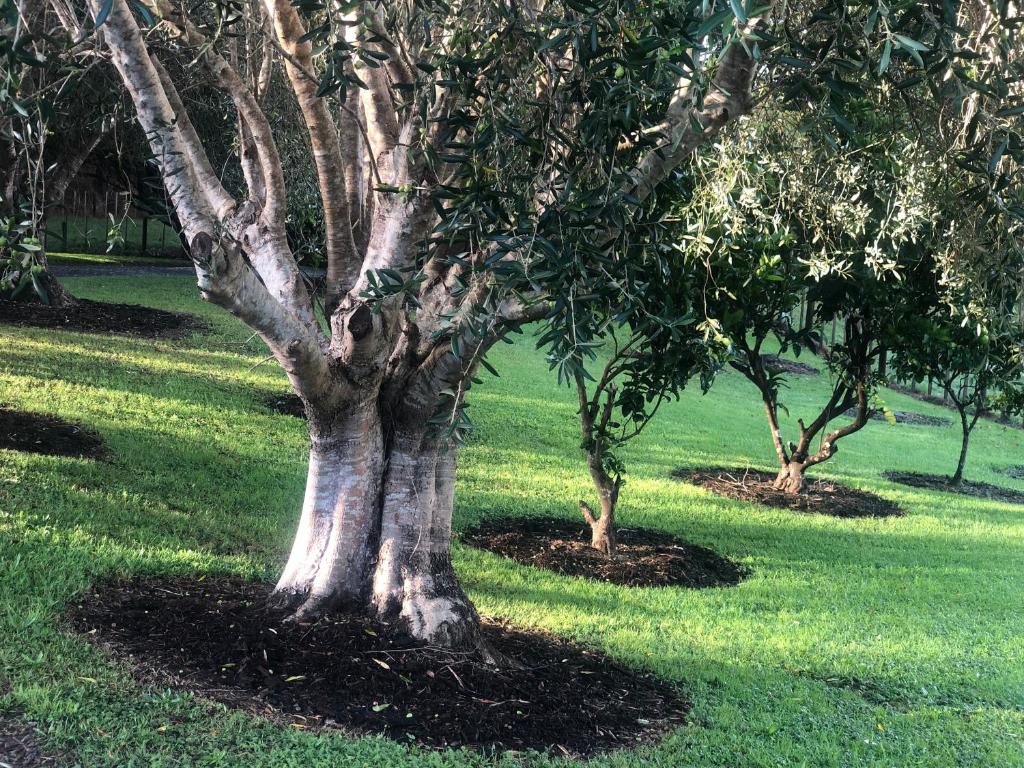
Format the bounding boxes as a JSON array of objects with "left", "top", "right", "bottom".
[
  {"left": 263, "top": 0, "right": 360, "bottom": 309},
  {"left": 628, "top": 31, "right": 760, "bottom": 204},
  {"left": 151, "top": 56, "right": 237, "bottom": 220}
]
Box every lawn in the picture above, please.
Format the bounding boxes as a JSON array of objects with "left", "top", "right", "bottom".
[{"left": 0, "top": 276, "right": 1022, "bottom": 767}]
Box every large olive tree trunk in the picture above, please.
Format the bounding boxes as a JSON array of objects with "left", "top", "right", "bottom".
[{"left": 273, "top": 411, "right": 481, "bottom": 646}]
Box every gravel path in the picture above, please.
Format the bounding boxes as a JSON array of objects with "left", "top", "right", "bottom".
[{"left": 53, "top": 264, "right": 194, "bottom": 277}]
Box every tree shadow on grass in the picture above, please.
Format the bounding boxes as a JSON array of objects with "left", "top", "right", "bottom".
[
  {"left": 3, "top": 487, "right": 1019, "bottom": 767},
  {"left": 462, "top": 565, "right": 1023, "bottom": 718},
  {"left": 6, "top": 423, "right": 306, "bottom": 560}
]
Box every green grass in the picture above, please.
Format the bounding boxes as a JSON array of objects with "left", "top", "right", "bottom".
[
  {"left": 0, "top": 277, "right": 1022, "bottom": 767},
  {"left": 45, "top": 215, "right": 182, "bottom": 257}
]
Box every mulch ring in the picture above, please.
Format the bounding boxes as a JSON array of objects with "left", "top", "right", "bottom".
[
  {"left": 675, "top": 467, "right": 904, "bottom": 519},
  {"left": 761, "top": 354, "right": 819, "bottom": 376},
  {"left": 259, "top": 392, "right": 306, "bottom": 418},
  {"left": 461, "top": 516, "right": 746, "bottom": 589},
  {"left": 67, "top": 576, "right": 687, "bottom": 757},
  {"left": 0, "top": 408, "right": 106, "bottom": 459},
  {"left": 884, "top": 471, "right": 1024, "bottom": 504},
  {"left": 887, "top": 383, "right": 1021, "bottom": 430},
  {"left": 0, "top": 714, "right": 63, "bottom": 767},
  {"left": 844, "top": 408, "right": 951, "bottom": 427},
  {"left": 0, "top": 298, "right": 207, "bottom": 339}
]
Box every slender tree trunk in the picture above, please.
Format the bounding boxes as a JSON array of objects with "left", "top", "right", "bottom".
[
  {"left": 579, "top": 444, "right": 620, "bottom": 555},
  {"left": 952, "top": 407, "right": 970, "bottom": 486},
  {"left": 579, "top": 470, "right": 618, "bottom": 556},
  {"left": 35, "top": 222, "right": 76, "bottom": 307},
  {"left": 3, "top": 217, "right": 76, "bottom": 307}
]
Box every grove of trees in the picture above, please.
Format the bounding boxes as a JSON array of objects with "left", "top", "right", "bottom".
[{"left": 2, "top": 0, "right": 1021, "bottom": 655}]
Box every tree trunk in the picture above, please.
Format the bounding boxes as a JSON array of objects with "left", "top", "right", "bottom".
[
  {"left": 4, "top": 224, "right": 77, "bottom": 308},
  {"left": 34, "top": 268, "right": 76, "bottom": 308},
  {"left": 772, "top": 462, "right": 806, "bottom": 494},
  {"left": 579, "top": 455, "right": 619, "bottom": 555},
  {"left": 272, "top": 405, "right": 384, "bottom": 614},
  {"left": 271, "top": 411, "right": 483, "bottom": 650},
  {"left": 372, "top": 430, "right": 483, "bottom": 651},
  {"left": 952, "top": 409, "right": 970, "bottom": 487},
  {"left": 35, "top": 230, "right": 76, "bottom": 307},
  {"left": 580, "top": 494, "right": 616, "bottom": 555}
]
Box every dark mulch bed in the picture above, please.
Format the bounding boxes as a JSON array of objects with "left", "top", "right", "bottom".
[
  {"left": 67, "top": 577, "right": 687, "bottom": 757},
  {"left": 0, "top": 298, "right": 207, "bottom": 339},
  {"left": 999, "top": 465, "right": 1024, "bottom": 480},
  {"left": 260, "top": 392, "right": 306, "bottom": 418},
  {"left": 0, "top": 408, "right": 106, "bottom": 459},
  {"left": 884, "top": 471, "right": 1024, "bottom": 504},
  {"left": 761, "top": 354, "right": 820, "bottom": 376},
  {"left": 675, "top": 467, "right": 904, "bottom": 519},
  {"left": 0, "top": 715, "right": 63, "bottom": 767},
  {"left": 888, "top": 383, "right": 1022, "bottom": 430},
  {"left": 843, "top": 407, "right": 951, "bottom": 427},
  {"left": 462, "top": 516, "right": 746, "bottom": 589}
]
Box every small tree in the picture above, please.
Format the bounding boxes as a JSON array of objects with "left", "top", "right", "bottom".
[
  {"left": 680, "top": 109, "right": 944, "bottom": 493},
  {"left": 544, "top": 246, "right": 725, "bottom": 553},
  {"left": 1, "top": 0, "right": 123, "bottom": 306},
  {"left": 894, "top": 316, "right": 1023, "bottom": 486}
]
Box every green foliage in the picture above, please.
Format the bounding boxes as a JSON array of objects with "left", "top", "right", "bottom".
[
  {"left": 310, "top": 0, "right": 1014, "bottom": 441},
  {"left": 892, "top": 311, "right": 1024, "bottom": 420},
  {"left": 0, "top": 205, "right": 49, "bottom": 303}
]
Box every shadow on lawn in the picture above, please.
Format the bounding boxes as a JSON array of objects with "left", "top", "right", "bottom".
[
  {"left": 9, "top": 423, "right": 305, "bottom": 558},
  {"left": 463, "top": 574, "right": 1020, "bottom": 717},
  {"left": 0, "top": 335, "right": 282, "bottom": 410},
  {"left": 3, "top": 479, "right": 1018, "bottom": 762}
]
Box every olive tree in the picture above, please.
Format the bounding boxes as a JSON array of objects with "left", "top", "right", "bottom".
[
  {"left": 544, "top": 243, "right": 724, "bottom": 554},
  {"left": 1, "top": 0, "right": 124, "bottom": 305},
  {"left": 61, "top": 0, "right": 1013, "bottom": 651},
  {"left": 887, "top": 0, "right": 1024, "bottom": 486},
  {"left": 895, "top": 321, "right": 1022, "bottom": 485},
  {"left": 679, "top": 109, "right": 946, "bottom": 493}
]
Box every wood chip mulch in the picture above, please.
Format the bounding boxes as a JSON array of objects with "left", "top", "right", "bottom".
[
  {"left": 884, "top": 471, "right": 1024, "bottom": 504},
  {"left": 675, "top": 467, "right": 904, "bottom": 518},
  {"left": 0, "top": 298, "right": 206, "bottom": 339},
  {"left": 0, "top": 408, "right": 106, "bottom": 459},
  {"left": 462, "top": 516, "right": 746, "bottom": 588},
  {"left": 67, "top": 576, "right": 688, "bottom": 757}
]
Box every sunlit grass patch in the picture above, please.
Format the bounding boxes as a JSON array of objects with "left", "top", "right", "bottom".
[{"left": 0, "top": 275, "right": 1020, "bottom": 766}]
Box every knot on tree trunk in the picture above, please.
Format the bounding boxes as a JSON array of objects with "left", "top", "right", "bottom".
[
  {"left": 189, "top": 231, "right": 215, "bottom": 266},
  {"left": 347, "top": 303, "right": 374, "bottom": 340}
]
